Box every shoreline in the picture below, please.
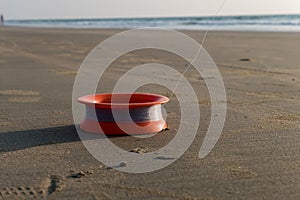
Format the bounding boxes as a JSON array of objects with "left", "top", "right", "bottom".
[
  {"left": 3, "top": 25, "right": 300, "bottom": 36},
  {"left": 3, "top": 24, "right": 300, "bottom": 33}
]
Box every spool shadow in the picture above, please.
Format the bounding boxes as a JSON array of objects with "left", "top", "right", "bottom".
[
  {"left": 0, "top": 125, "right": 143, "bottom": 153},
  {"left": 0, "top": 125, "right": 80, "bottom": 152}
]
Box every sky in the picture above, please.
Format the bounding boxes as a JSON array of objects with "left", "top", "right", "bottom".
[{"left": 1, "top": 0, "right": 300, "bottom": 20}]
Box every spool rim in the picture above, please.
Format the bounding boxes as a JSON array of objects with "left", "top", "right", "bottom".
[{"left": 77, "top": 93, "right": 169, "bottom": 109}]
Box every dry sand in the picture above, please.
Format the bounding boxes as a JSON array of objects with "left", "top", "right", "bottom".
[{"left": 0, "top": 26, "right": 299, "bottom": 199}]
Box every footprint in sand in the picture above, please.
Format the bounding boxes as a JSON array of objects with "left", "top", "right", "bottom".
[
  {"left": 0, "top": 90, "right": 41, "bottom": 103},
  {"left": 0, "top": 175, "right": 66, "bottom": 199},
  {"left": 239, "top": 58, "right": 251, "bottom": 62},
  {"left": 0, "top": 186, "right": 42, "bottom": 199}
]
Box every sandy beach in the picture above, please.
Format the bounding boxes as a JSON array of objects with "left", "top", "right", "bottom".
[{"left": 0, "top": 26, "right": 299, "bottom": 199}]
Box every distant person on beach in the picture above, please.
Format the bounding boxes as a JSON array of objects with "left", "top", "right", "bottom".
[{"left": 0, "top": 14, "right": 4, "bottom": 25}]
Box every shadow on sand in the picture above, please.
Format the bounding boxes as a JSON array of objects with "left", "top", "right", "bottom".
[
  {"left": 0, "top": 125, "right": 130, "bottom": 152},
  {"left": 0, "top": 125, "right": 80, "bottom": 152}
]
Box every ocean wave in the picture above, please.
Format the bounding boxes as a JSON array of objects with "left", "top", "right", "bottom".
[{"left": 6, "top": 14, "right": 300, "bottom": 32}]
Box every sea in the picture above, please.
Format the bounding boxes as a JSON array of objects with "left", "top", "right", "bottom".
[{"left": 5, "top": 15, "right": 300, "bottom": 32}]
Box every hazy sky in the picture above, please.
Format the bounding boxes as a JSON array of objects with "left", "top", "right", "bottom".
[{"left": 1, "top": 0, "right": 300, "bottom": 20}]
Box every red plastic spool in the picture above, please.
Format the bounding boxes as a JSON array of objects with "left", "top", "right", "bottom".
[{"left": 77, "top": 93, "right": 169, "bottom": 135}]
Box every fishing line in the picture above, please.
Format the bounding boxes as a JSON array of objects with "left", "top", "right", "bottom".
[
  {"left": 170, "top": 0, "right": 228, "bottom": 96},
  {"left": 86, "top": 104, "right": 163, "bottom": 122}
]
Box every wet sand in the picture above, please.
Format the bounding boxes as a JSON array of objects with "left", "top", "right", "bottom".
[{"left": 0, "top": 26, "right": 300, "bottom": 199}]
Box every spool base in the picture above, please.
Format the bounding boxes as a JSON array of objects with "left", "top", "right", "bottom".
[{"left": 80, "top": 119, "right": 168, "bottom": 135}]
